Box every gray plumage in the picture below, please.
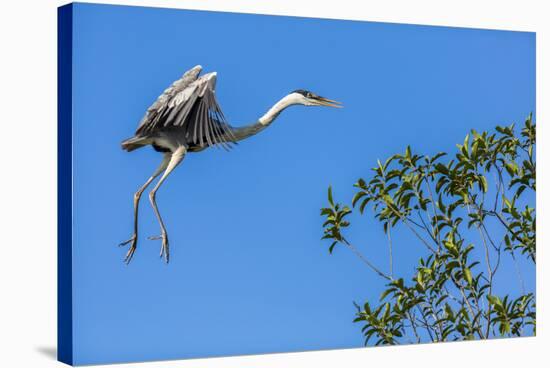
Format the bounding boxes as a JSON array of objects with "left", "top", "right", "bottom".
[{"left": 122, "top": 65, "right": 237, "bottom": 153}]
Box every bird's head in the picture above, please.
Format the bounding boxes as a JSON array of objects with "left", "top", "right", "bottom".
[{"left": 290, "top": 89, "right": 342, "bottom": 108}]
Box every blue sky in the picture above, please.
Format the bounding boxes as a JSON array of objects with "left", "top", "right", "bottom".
[{"left": 70, "top": 3, "right": 535, "bottom": 365}]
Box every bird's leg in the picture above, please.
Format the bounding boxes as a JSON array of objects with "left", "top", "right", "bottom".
[
  {"left": 148, "top": 146, "right": 186, "bottom": 263},
  {"left": 119, "top": 153, "right": 171, "bottom": 264}
]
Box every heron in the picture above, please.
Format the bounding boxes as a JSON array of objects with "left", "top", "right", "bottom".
[{"left": 119, "top": 65, "right": 342, "bottom": 264}]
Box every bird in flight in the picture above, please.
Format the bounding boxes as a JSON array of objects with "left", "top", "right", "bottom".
[{"left": 119, "top": 65, "right": 342, "bottom": 264}]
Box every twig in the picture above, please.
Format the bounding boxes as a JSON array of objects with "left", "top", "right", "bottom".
[
  {"left": 387, "top": 225, "right": 393, "bottom": 278},
  {"left": 341, "top": 237, "right": 392, "bottom": 281}
]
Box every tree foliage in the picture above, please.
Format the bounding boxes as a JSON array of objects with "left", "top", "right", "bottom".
[{"left": 321, "top": 114, "right": 536, "bottom": 345}]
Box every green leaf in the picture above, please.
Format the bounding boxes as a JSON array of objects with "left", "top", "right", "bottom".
[
  {"left": 379, "top": 288, "right": 394, "bottom": 301},
  {"left": 464, "top": 267, "right": 473, "bottom": 285},
  {"left": 487, "top": 295, "right": 501, "bottom": 306},
  {"left": 416, "top": 272, "right": 424, "bottom": 288},
  {"left": 328, "top": 186, "right": 334, "bottom": 206},
  {"left": 503, "top": 197, "right": 512, "bottom": 209},
  {"left": 479, "top": 176, "right": 488, "bottom": 193},
  {"left": 463, "top": 133, "right": 470, "bottom": 153},
  {"left": 320, "top": 208, "right": 332, "bottom": 216},
  {"left": 505, "top": 162, "right": 518, "bottom": 176},
  {"left": 432, "top": 152, "right": 447, "bottom": 162},
  {"left": 359, "top": 198, "right": 370, "bottom": 214},
  {"left": 352, "top": 191, "right": 367, "bottom": 207},
  {"left": 435, "top": 163, "right": 449, "bottom": 175},
  {"left": 377, "top": 159, "right": 384, "bottom": 174}
]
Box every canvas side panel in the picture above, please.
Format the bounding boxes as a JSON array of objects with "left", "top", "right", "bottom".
[{"left": 58, "top": 3, "right": 74, "bottom": 366}]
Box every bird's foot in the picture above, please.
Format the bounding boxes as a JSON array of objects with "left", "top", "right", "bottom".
[
  {"left": 119, "top": 234, "right": 138, "bottom": 264},
  {"left": 148, "top": 232, "right": 169, "bottom": 263}
]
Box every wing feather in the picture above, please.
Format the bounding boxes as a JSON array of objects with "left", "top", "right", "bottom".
[
  {"left": 202, "top": 100, "right": 214, "bottom": 147},
  {"left": 135, "top": 68, "right": 237, "bottom": 150},
  {"left": 135, "top": 65, "right": 202, "bottom": 135}
]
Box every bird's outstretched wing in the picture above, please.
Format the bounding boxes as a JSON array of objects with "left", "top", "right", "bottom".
[
  {"left": 135, "top": 66, "right": 237, "bottom": 150},
  {"left": 135, "top": 65, "right": 202, "bottom": 135}
]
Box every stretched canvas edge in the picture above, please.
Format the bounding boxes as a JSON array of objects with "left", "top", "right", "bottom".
[{"left": 58, "top": 3, "right": 74, "bottom": 366}]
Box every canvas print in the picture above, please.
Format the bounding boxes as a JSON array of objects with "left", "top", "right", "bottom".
[{"left": 58, "top": 3, "right": 536, "bottom": 366}]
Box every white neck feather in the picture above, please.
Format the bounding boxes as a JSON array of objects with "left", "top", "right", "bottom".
[
  {"left": 229, "top": 93, "right": 304, "bottom": 142},
  {"left": 258, "top": 93, "right": 302, "bottom": 126}
]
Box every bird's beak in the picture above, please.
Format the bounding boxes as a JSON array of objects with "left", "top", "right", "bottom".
[{"left": 314, "top": 96, "right": 343, "bottom": 108}]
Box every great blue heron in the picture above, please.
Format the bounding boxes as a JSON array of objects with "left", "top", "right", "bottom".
[{"left": 119, "top": 65, "right": 342, "bottom": 264}]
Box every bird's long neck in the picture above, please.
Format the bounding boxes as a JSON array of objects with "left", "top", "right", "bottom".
[{"left": 230, "top": 94, "right": 298, "bottom": 142}]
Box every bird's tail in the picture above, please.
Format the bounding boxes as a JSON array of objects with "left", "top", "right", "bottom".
[{"left": 121, "top": 136, "right": 148, "bottom": 152}]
